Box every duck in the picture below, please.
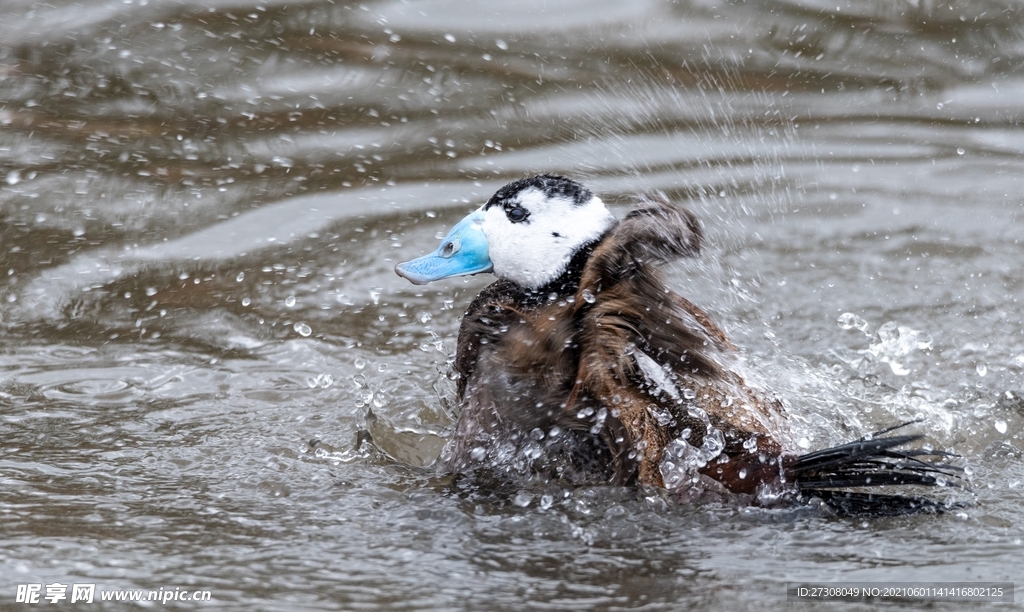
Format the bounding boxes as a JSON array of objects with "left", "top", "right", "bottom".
[{"left": 396, "top": 174, "right": 957, "bottom": 513}]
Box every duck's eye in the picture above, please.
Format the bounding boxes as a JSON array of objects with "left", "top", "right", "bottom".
[{"left": 506, "top": 207, "right": 528, "bottom": 223}]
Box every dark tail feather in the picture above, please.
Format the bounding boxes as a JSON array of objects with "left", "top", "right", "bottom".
[
  {"left": 787, "top": 421, "right": 963, "bottom": 516},
  {"left": 805, "top": 490, "right": 952, "bottom": 516}
]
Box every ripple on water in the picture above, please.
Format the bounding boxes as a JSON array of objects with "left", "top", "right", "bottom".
[
  {"left": 10, "top": 364, "right": 215, "bottom": 408},
  {"left": 15, "top": 368, "right": 148, "bottom": 406},
  {"left": 46, "top": 377, "right": 139, "bottom": 403}
]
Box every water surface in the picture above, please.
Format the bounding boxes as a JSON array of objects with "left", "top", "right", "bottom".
[{"left": 1, "top": 0, "right": 1023, "bottom": 609}]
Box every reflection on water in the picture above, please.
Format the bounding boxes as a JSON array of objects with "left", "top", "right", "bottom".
[{"left": 1, "top": 0, "right": 1023, "bottom": 609}]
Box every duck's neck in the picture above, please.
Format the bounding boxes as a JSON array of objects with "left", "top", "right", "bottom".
[{"left": 515, "top": 236, "right": 604, "bottom": 307}]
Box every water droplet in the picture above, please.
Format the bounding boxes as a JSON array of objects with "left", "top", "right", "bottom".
[
  {"left": 513, "top": 491, "right": 532, "bottom": 507},
  {"left": 5, "top": 170, "right": 20, "bottom": 185},
  {"left": 837, "top": 312, "right": 868, "bottom": 331},
  {"left": 293, "top": 322, "right": 312, "bottom": 337},
  {"left": 738, "top": 468, "right": 748, "bottom": 479},
  {"left": 977, "top": 363, "right": 987, "bottom": 377},
  {"left": 539, "top": 494, "right": 553, "bottom": 510},
  {"left": 370, "top": 288, "right": 382, "bottom": 305},
  {"left": 581, "top": 289, "right": 596, "bottom": 304},
  {"left": 470, "top": 446, "right": 486, "bottom": 461},
  {"left": 495, "top": 38, "right": 508, "bottom": 50},
  {"left": 957, "top": 147, "right": 965, "bottom": 155},
  {"left": 377, "top": 363, "right": 388, "bottom": 372},
  {"left": 145, "top": 287, "right": 157, "bottom": 296},
  {"left": 241, "top": 297, "right": 251, "bottom": 307},
  {"left": 651, "top": 407, "right": 674, "bottom": 426},
  {"left": 354, "top": 358, "right": 366, "bottom": 370},
  {"left": 236, "top": 272, "right": 245, "bottom": 282},
  {"left": 683, "top": 388, "right": 697, "bottom": 400},
  {"left": 888, "top": 362, "right": 910, "bottom": 376},
  {"left": 285, "top": 295, "right": 296, "bottom": 307},
  {"left": 444, "top": 33, "right": 456, "bottom": 43},
  {"left": 995, "top": 419, "right": 1008, "bottom": 434}
]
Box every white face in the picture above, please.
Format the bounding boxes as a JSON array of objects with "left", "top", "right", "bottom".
[{"left": 479, "top": 186, "right": 616, "bottom": 290}]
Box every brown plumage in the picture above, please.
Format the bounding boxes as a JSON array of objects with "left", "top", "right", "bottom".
[{"left": 444, "top": 196, "right": 787, "bottom": 494}]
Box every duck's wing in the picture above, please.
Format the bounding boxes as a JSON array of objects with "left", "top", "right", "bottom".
[
  {"left": 570, "top": 196, "right": 789, "bottom": 491},
  {"left": 576, "top": 195, "right": 725, "bottom": 380},
  {"left": 566, "top": 197, "right": 717, "bottom": 486}
]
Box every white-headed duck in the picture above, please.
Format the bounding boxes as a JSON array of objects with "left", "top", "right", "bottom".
[{"left": 396, "top": 175, "right": 957, "bottom": 513}]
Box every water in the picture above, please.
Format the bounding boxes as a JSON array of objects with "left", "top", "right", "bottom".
[{"left": 2, "top": 0, "right": 1023, "bottom": 609}]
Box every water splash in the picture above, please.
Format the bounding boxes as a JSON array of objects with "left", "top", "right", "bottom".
[
  {"left": 865, "top": 322, "right": 932, "bottom": 376},
  {"left": 837, "top": 312, "right": 870, "bottom": 334},
  {"left": 659, "top": 404, "right": 726, "bottom": 492},
  {"left": 306, "top": 373, "right": 334, "bottom": 389},
  {"left": 840, "top": 317, "right": 932, "bottom": 377}
]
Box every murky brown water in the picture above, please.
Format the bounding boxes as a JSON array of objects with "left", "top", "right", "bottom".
[{"left": 2, "top": 0, "right": 1023, "bottom": 609}]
